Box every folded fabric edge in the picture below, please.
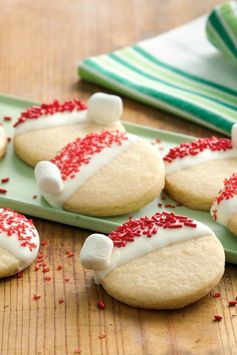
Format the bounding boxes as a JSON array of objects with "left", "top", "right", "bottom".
[{"left": 78, "top": 61, "right": 232, "bottom": 136}]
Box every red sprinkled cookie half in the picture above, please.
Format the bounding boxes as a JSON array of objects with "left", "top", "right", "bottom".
[
  {"left": 13, "top": 92, "right": 125, "bottom": 167},
  {"left": 164, "top": 125, "right": 237, "bottom": 210},
  {"left": 80, "top": 211, "right": 225, "bottom": 309},
  {"left": 0, "top": 208, "right": 40, "bottom": 277},
  {"left": 34, "top": 130, "right": 165, "bottom": 217}
]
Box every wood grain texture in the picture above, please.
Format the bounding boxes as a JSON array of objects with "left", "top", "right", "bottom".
[{"left": 0, "top": 0, "right": 235, "bottom": 354}]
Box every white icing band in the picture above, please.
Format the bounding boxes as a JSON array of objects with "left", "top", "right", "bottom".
[
  {"left": 80, "top": 220, "right": 214, "bottom": 283},
  {"left": 87, "top": 93, "right": 123, "bottom": 125},
  {"left": 37, "top": 133, "right": 139, "bottom": 208},
  {"left": 14, "top": 92, "right": 123, "bottom": 136},
  {"left": 165, "top": 149, "right": 237, "bottom": 174},
  {"left": 14, "top": 110, "right": 87, "bottom": 136},
  {"left": 211, "top": 197, "right": 237, "bottom": 227},
  {"left": 0, "top": 209, "right": 40, "bottom": 272}
]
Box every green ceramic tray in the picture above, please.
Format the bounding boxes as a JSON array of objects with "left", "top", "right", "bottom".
[{"left": 0, "top": 94, "right": 236, "bottom": 263}]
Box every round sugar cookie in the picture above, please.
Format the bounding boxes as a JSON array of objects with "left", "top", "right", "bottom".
[
  {"left": 211, "top": 173, "right": 237, "bottom": 236},
  {"left": 13, "top": 92, "right": 125, "bottom": 167},
  {"left": 0, "top": 124, "right": 7, "bottom": 160},
  {"left": 34, "top": 130, "right": 165, "bottom": 217},
  {"left": 0, "top": 208, "right": 40, "bottom": 277},
  {"left": 164, "top": 127, "right": 237, "bottom": 211},
  {"left": 80, "top": 212, "right": 225, "bottom": 309}
]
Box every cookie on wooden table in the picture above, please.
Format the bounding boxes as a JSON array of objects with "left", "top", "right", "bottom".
[
  {"left": 211, "top": 173, "right": 237, "bottom": 236},
  {"left": 34, "top": 130, "right": 165, "bottom": 217},
  {"left": 164, "top": 124, "right": 237, "bottom": 211},
  {"left": 13, "top": 92, "right": 125, "bottom": 167},
  {"left": 0, "top": 124, "right": 7, "bottom": 160},
  {"left": 0, "top": 208, "right": 40, "bottom": 278},
  {"left": 80, "top": 211, "right": 225, "bottom": 309}
]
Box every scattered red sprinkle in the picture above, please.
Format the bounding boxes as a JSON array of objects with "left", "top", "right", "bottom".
[
  {"left": 33, "top": 293, "right": 41, "bottom": 301},
  {"left": 32, "top": 195, "right": 37, "bottom": 200},
  {"left": 44, "top": 276, "right": 51, "bottom": 281},
  {"left": 17, "top": 272, "right": 23, "bottom": 279},
  {"left": 229, "top": 300, "right": 237, "bottom": 307},
  {"left": 64, "top": 277, "right": 70, "bottom": 282},
  {"left": 35, "top": 265, "right": 40, "bottom": 272},
  {"left": 1, "top": 177, "right": 9, "bottom": 183},
  {"left": 13, "top": 99, "right": 87, "bottom": 127},
  {"left": 109, "top": 212, "right": 197, "bottom": 248},
  {"left": 52, "top": 130, "right": 128, "bottom": 181},
  {"left": 74, "top": 348, "right": 81, "bottom": 354},
  {"left": 42, "top": 267, "right": 50, "bottom": 273},
  {"left": 3, "top": 116, "right": 12, "bottom": 122},
  {"left": 57, "top": 264, "right": 62, "bottom": 271},
  {"left": 97, "top": 300, "right": 105, "bottom": 310},
  {"left": 213, "top": 315, "right": 222, "bottom": 322},
  {"left": 164, "top": 136, "right": 232, "bottom": 163},
  {"left": 98, "top": 334, "right": 106, "bottom": 339},
  {"left": 157, "top": 203, "right": 162, "bottom": 208},
  {"left": 164, "top": 204, "right": 176, "bottom": 209},
  {"left": 161, "top": 196, "right": 167, "bottom": 200},
  {"left": 0, "top": 208, "right": 37, "bottom": 251},
  {"left": 213, "top": 292, "right": 221, "bottom": 298},
  {"left": 66, "top": 251, "right": 74, "bottom": 257},
  {"left": 0, "top": 188, "right": 7, "bottom": 194},
  {"left": 59, "top": 297, "right": 64, "bottom": 304},
  {"left": 41, "top": 239, "right": 47, "bottom": 246}
]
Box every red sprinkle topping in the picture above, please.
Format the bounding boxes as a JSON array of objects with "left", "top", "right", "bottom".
[
  {"left": 97, "top": 300, "right": 105, "bottom": 310},
  {"left": 1, "top": 177, "right": 9, "bottom": 183},
  {"left": 51, "top": 130, "right": 128, "bottom": 181},
  {"left": 64, "top": 277, "right": 70, "bottom": 282},
  {"left": 74, "top": 348, "right": 81, "bottom": 354},
  {"left": 35, "top": 265, "right": 40, "bottom": 271},
  {"left": 164, "top": 136, "right": 232, "bottom": 163},
  {"left": 108, "top": 212, "right": 197, "bottom": 248},
  {"left": 16, "top": 272, "right": 23, "bottom": 279},
  {"left": 229, "top": 300, "right": 237, "bottom": 307},
  {"left": 33, "top": 293, "right": 41, "bottom": 301},
  {"left": 215, "top": 173, "right": 237, "bottom": 206},
  {"left": 66, "top": 251, "right": 74, "bottom": 258},
  {"left": 0, "top": 208, "right": 37, "bottom": 251},
  {"left": 13, "top": 99, "right": 87, "bottom": 127},
  {"left": 3, "top": 116, "right": 12, "bottom": 122},
  {"left": 213, "top": 292, "right": 221, "bottom": 298},
  {"left": 213, "top": 315, "right": 222, "bottom": 322},
  {"left": 0, "top": 188, "right": 7, "bottom": 194},
  {"left": 44, "top": 276, "right": 51, "bottom": 281},
  {"left": 57, "top": 264, "right": 62, "bottom": 271},
  {"left": 59, "top": 297, "right": 64, "bottom": 304},
  {"left": 43, "top": 267, "right": 50, "bottom": 273},
  {"left": 41, "top": 239, "right": 47, "bottom": 246}
]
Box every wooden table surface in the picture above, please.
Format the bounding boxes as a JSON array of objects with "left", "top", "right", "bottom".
[{"left": 0, "top": 1, "right": 236, "bottom": 354}]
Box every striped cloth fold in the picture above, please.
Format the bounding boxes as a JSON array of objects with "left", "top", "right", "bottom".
[
  {"left": 78, "top": 13, "right": 237, "bottom": 135},
  {"left": 207, "top": 1, "right": 237, "bottom": 65}
]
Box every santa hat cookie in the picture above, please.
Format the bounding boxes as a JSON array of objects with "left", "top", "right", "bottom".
[
  {"left": 164, "top": 124, "right": 237, "bottom": 211},
  {"left": 13, "top": 92, "right": 125, "bottom": 167},
  {"left": 0, "top": 208, "right": 40, "bottom": 278},
  {"left": 0, "top": 124, "right": 7, "bottom": 160},
  {"left": 80, "top": 212, "right": 224, "bottom": 309},
  {"left": 211, "top": 173, "right": 237, "bottom": 236},
  {"left": 34, "top": 130, "right": 165, "bottom": 217}
]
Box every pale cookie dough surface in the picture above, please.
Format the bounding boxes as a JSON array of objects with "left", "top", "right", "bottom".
[
  {"left": 0, "top": 125, "right": 7, "bottom": 160},
  {"left": 165, "top": 158, "right": 237, "bottom": 211},
  {"left": 14, "top": 121, "right": 125, "bottom": 167},
  {"left": 101, "top": 235, "right": 224, "bottom": 309},
  {"left": 64, "top": 140, "right": 165, "bottom": 216},
  {"left": 0, "top": 246, "right": 21, "bottom": 278}
]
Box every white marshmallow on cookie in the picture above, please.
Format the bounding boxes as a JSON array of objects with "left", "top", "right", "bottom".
[
  {"left": 80, "top": 212, "right": 225, "bottom": 309},
  {"left": 0, "top": 208, "right": 40, "bottom": 277},
  {"left": 13, "top": 93, "right": 125, "bottom": 167}
]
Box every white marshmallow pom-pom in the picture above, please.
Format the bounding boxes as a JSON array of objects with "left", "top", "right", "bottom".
[
  {"left": 34, "top": 161, "right": 63, "bottom": 195},
  {"left": 87, "top": 92, "right": 123, "bottom": 125},
  {"left": 231, "top": 123, "right": 237, "bottom": 148},
  {"left": 80, "top": 233, "right": 114, "bottom": 271}
]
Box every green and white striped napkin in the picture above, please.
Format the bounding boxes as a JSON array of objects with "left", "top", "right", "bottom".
[{"left": 78, "top": 5, "right": 237, "bottom": 135}]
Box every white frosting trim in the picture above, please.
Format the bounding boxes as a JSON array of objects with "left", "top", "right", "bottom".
[
  {"left": 211, "top": 196, "right": 237, "bottom": 227},
  {"left": 165, "top": 149, "right": 237, "bottom": 174},
  {"left": 14, "top": 110, "right": 87, "bottom": 136},
  {"left": 39, "top": 133, "right": 139, "bottom": 208},
  {"left": 0, "top": 209, "right": 40, "bottom": 271}
]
